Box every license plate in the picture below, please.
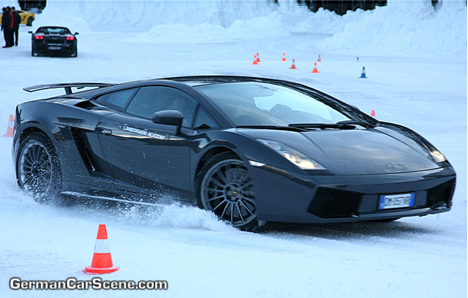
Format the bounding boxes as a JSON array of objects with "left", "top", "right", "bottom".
[
  {"left": 379, "top": 193, "right": 415, "bottom": 210},
  {"left": 48, "top": 46, "right": 61, "bottom": 50}
]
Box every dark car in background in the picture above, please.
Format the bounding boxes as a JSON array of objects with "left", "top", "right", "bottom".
[
  {"left": 13, "top": 76, "right": 456, "bottom": 230},
  {"left": 29, "top": 26, "right": 78, "bottom": 57}
]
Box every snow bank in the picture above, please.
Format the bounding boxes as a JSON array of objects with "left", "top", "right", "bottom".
[
  {"left": 135, "top": 16, "right": 291, "bottom": 43},
  {"left": 36, "top": 0, "right": 467, "bottom": 56},
  {"left": 320, "top": 4, "right": 467, "bottom": 57},
  {"left": 42, "top": 0, "right": 279, "bottom": 29}
]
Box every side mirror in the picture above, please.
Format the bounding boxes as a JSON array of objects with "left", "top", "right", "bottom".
[
  {"left": 28, "top": 31, "right": 33, "bottom": 34},
  {"left": 75, "top": 32, "right": 79, "bottom": 35},
  {"left": 152, "top": 110, "right": 183, "bottom": 135}
]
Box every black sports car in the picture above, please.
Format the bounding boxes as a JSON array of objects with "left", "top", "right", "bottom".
[
  {"left": 29, "top": 26, "right": 78, "bottom": 57},
  {"left": 14, "top": 76, "right": 456, "bottom": 230}
]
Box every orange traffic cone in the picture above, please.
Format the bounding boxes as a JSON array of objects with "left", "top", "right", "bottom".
[
  {"left": 311, "top": 62, "right": 319, "bottom": 73},
  {"left": 252, "top": 55, "right": 258, "bottom": 65},
  {"left": 256, "top": 53, "right": 261, "bottom": 63},
  {"left": 281, "top": 53, "right": 286, "bottom": 62},
  {"left": 290, "top": 59, "right": 297, "bottom": 69},
  {"left": 3, "top": 114, "right": 14, "bottom": 137},
  {"left": 371, "top": 110, "right": 376, "bottom": 117},
  {"left": 83, "top": 224, "right": 119, "bottom": 274},
  {"left": 318, "top": 54, "right": 321, "bottom": 62}
]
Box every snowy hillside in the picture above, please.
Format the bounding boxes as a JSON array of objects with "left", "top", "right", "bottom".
[
  {"left": 0, "top": 0, "right": 466, "bottom": 297},
  {"left": 35, "top": 0, "right": 467, "bottom": 57}
]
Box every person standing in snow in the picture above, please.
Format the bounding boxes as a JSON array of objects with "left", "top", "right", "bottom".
[
  {"left": 1, "top": 7, "right": 11, "bottom": 47},
  {"left": 12, "top": 7, "right": 21, "bottom": 46}
]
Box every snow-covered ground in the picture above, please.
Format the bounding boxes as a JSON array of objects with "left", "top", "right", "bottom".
[{"left": 0, "top": 1, "right": 466, "bottom": 297}]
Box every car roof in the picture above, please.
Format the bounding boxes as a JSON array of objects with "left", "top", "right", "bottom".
[
  {"left": 44, "top": 75, "right": 305, "bottom": 100},
  {"left": 37, "top": 26, "right": 70, "bottom": 30},
  {"left": 161, "top": 75, "right": 294, "bottom": 87}
]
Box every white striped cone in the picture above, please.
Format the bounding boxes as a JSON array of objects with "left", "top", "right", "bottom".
[{"left": 83, "top": 224, "right": 119, "bottom": 274}]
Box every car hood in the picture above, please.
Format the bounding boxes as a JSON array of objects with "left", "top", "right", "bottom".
[{"left": 239, "top": 128, "right": 440, "bottom": 175}]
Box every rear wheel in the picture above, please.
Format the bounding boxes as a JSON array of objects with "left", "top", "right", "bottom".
[
  {"left": 197, "top": 153, "right": 258, "bottom": 231},
  {"left": 31, "top": 45, "right": 38, "bottom": 56},
  {"left": 27, "top": 17, "right": 33, "bottom": 26},
  {"left": 16, "top": 133, "right": 62, "bottom": 202},
  {"left": 70, "top": 44, "right": 77, "bottom": 57}
]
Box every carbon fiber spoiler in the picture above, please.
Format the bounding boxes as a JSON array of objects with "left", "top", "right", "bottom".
[{"left": 23, "top": 83, "right": 115, "bottom": 95}]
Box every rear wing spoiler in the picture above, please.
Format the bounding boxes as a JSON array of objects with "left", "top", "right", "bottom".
[{"left": 23, "top": 83, "right": 115, "bottom": 95}]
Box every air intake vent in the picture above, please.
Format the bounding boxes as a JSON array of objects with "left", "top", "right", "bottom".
[
  {"left": 427, "top": 178, "right": 456, "bottom": 209},
  {"left": 308, "top": 188, "right": 362, "bottom": 218}
]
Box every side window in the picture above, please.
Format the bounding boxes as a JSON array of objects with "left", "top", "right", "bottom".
[
  {"left": 194, "top": 107, "right": 219, "bottom": 129},
  {"left": 125, "top": 87, "right": 159, "bottom": 118},
  {"left": 95, "top": 88, "right": 136, "bottom": 111},
  {"left": 125, "top": 86, "right": 198, "bottom": 127}
]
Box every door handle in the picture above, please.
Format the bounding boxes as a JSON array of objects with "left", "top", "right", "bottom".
[{"left": 96, "top": 127, "right": 112, "bottom": 135}]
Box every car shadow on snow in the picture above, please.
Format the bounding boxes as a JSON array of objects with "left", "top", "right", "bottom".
[{"left": 254, "top": 220, "right": 440, "bottom": 240}]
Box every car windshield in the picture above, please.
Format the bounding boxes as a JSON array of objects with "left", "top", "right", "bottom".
[
  {"left": 38, "top": 27, "right": 71, "bottom": 34},
  {"left": 195, "top": 82, "right": 351, "bottom": 126}
]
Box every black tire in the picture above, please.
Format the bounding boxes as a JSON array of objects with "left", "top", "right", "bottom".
[
  {"left": 196, "top": 152, "right": 258, "bottom": 231},
  {"left": 31, "top": 45, "right": 38, "bottom": 57},
  {"left": 70, "top": 44, "right": 77, "bottom": 57},
  {"left": 16, "top": 133, "right": 62, "bottom": 203},
  {"left": 27, "top": 17, "right": 33, "bottom": 26}
]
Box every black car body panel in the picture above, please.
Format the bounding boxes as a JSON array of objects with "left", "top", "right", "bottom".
[
  {"left": 30, "top": 26, "right": 78, "bottom": 57},
  {"left": 13, "top": 76, "right": 456, "bottom": 227}
]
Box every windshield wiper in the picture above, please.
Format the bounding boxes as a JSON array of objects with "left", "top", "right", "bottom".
[
  {"left": 289, "top": 121, "right": 375, "bottom": 130},
  {"left": 236, "top": 125, "right": 307, "bottom": 132},
  {"left": 288, "top": 123, "right": 356, "bottom": 130},
  {"left": 336, "top": 120, "right": 375, "bottom": 128}
]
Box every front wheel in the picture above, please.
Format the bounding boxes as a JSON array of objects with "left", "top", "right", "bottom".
[
  {"left": 27, "top": 17, "right": 33, "bottom": 26},
  {"left": 16, "top": 133, "right": 62, "bottom": 202},
  {"left": 197, "top": 153, "right": 258, "bottom": 231}
]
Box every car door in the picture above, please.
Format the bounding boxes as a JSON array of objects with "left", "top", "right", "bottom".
[{"left": 95, "top": 85, "right": 199, "bottom": 195}]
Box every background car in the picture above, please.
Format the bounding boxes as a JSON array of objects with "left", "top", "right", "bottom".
[
  {"left": 29, "top": 26, "right": 78, "bottom": 57},
  {"left": 18, "top": 10, "right": 35, "bottom": 26},
  {"left": 14, "top": 76, "right": 456, "bottom": 231},
  {"left": 0, "top": 10, "right": 35, "bottom": 26}
]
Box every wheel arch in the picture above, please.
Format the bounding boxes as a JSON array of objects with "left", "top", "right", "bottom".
[
  {"left": 16, "top": 122, "right": 56, "bottom": 149},
  {"left": 18, "top": 126, "right": 52, "bottom": 146},
  {"left": 194, "top": 146, "right": 242, "bottom": 180},
  {"left": 14, "top": 123, "right": 57, "bottom": 178}
]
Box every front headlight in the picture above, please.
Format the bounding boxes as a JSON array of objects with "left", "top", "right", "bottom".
[
  {"left": 430, "top": 150, "right": 446, "bottom": 163},
  {"left": 258, "top": 139, "right": 326, "bottom": 170}
]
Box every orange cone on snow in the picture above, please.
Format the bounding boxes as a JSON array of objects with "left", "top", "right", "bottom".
[
  {"left": 252, "top": 55, "right": 259, "bottom": 65},
  {"left": 281, "top": 53, "right": 286, "bottom": 62},
  {"left": 318, "top": 54, "right": 322, "bottom": 62},
  {"left": 371, "top": 110, "right": 376, "bottom": 117},
  {"left": 83, "top": 224, "right": 119, "bottom": 274},
  {"left": 3, "top": 114, "right": 14, "bottom": 137},
  {"left": 311, "top": 62, "right": 319, "bottom": 73},
  {"left": 256, "top": 53, "right": 261, "bottom": 63},
  {"left": 290, "top": 59, "right": 297, "bottom": 69}
]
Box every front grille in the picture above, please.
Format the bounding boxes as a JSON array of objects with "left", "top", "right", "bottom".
[
  {"left": 427, "top": 178, "right": 456, "bottom": 208},
  {"left": 308, "top": 187, "right": 361, "bottom": 218}
]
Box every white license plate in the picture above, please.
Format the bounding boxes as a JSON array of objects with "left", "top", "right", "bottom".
[
  {"left": 379, "top": 193, "right": 415, "bottom": 210},
  {"left": 48, "top": 46, "right": 61, "bottom": 50}
]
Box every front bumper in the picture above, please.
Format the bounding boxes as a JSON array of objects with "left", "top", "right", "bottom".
[{"left": 250, "top": 165, "right": 456, "bottom": 223}]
